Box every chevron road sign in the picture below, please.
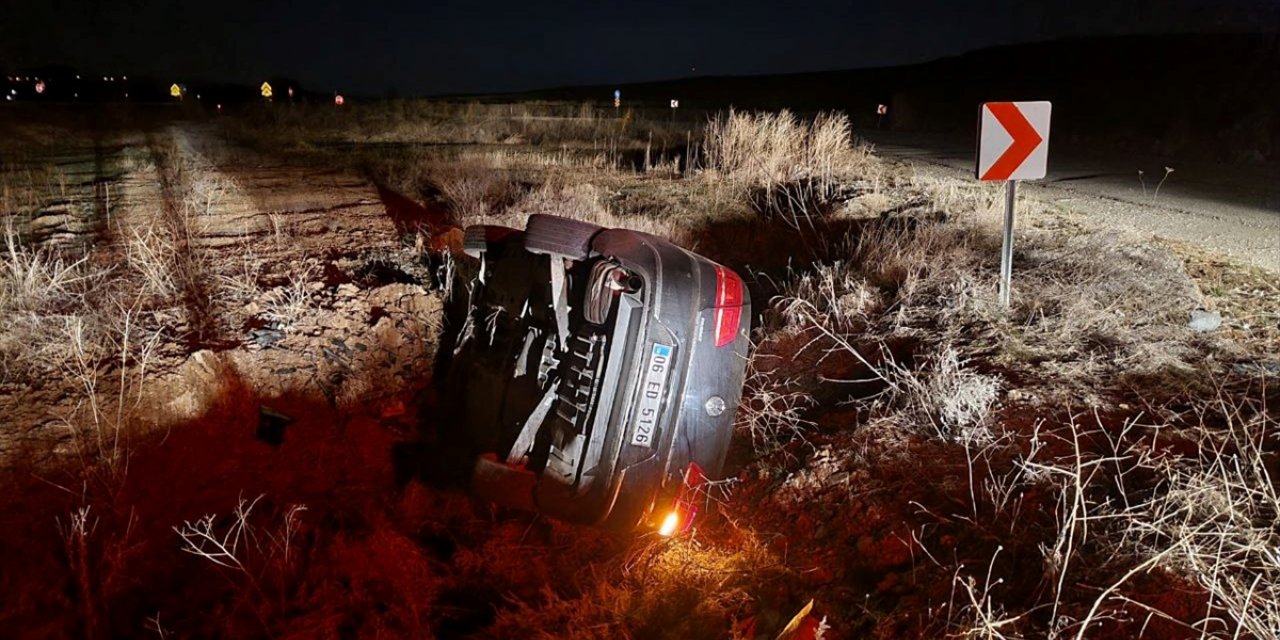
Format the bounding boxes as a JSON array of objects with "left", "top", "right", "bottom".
[
  {"left": 976, "top": 101, "right": 1052, "bottom": 308},
  {"left": 977, "top": 101, "right": 1051, "bottom": 181}
]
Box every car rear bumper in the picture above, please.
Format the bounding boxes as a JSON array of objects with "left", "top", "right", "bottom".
[{"left": 534, "top": 229, "right": 750, "bottom": 528}]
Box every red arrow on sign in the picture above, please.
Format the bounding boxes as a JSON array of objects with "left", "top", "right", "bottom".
[{"left": 980, "top": 102, "right": 1043, "bottom": 181}]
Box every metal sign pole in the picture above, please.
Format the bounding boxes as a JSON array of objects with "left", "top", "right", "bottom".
[{"left": 998, "top": 179, "right": 1017, "bottom": 309}]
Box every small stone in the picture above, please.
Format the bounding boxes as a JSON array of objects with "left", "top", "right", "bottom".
[
  {"left": 1189, "top": 309, "right": 1222, "bottom": 333},
  {"left": 248, "top": 328, "right": 286, "bottom": 348}
]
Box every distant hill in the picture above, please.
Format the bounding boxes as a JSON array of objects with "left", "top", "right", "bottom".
[{"left": 520, "top": 33, "right": 1280, "bottom": 163}]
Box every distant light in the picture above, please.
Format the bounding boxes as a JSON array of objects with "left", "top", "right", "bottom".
[
  {"left": 34, "top": 81, "right": 45, "bottom": 95},
  {"left": 122, "top": 75, "right": 127, "bottom": 81},
  {"left": 8, "top": 89, "right": 14, "bottom": 95},
  {"left": 74, "top": 93, "right": 78, "bottom": 98},
  {"left": 124, "top": 93, "right": 129, "bottom": 98},
  {"left": 334, "top": 94, "right": 344, "bottom": 106},
  {"left": 216, "top": 104, "right": 223, "bottom": 111},
  {"left": 103, "top": 76, "right": 108, "bottom": 81},
  {"left": 196, "top": 94, "right": 201, "bottom": 100},
  {"left": 75, "top": 75, "right": 81, "bottom": 80}
]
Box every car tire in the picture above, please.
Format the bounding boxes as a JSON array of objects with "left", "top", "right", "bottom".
[
  {"left": 523, "top": 214, "right": 602, "bottom": 260},
  {"left": 463, "top": 225, "right": 521, "bottom": 258}
]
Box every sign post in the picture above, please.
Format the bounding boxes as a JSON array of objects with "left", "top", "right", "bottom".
[
  {"left": 613, "top": 89, "right": 621, "bottom": 109},
  {"left": 876, "top": 103, "right": 887, "bottom": 129},
  {"left": 999, "top": 181, "right": 1017, "bottom": 308},
  {"left": 976, "top": 101, "right": 1051, "bottom": 309}
]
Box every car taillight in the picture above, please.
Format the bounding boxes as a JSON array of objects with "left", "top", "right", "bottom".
[
  {"left": 713, "top": 265, "right": 744, "bottom": 348},
  {"left": 658, "top": 462, "right": 707, "bottom": 537}
]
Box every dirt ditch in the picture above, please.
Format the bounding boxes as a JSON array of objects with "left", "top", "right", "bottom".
[
  {"left": 0, "top": 124, "right": 533, "bottom": 637},
  {"left": 4, "top": 110, "right": 1277, "bottom": 639}
]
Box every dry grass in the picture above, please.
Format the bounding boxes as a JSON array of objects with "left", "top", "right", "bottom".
[
  {"left": 704, "top": 110, "right": 868, "bottom": 187},
  {"left": 703, "top": 109, "right": 878, "bottom": 225},
  {"left": 883, "top": 344, "right": 1002, "bottom": 444},
  {"left": 739, "top": 154, "right": 1266, "bottom": 635},
  {"left": 423, "top": 153, "right": 521, "bottom": 221},
  {"left": 4, "top": 101, "right": 1275, "bottom": 639},
  {"left": 488, "top": 527, "right": 787, "bottom": 639},
  {"left": 225, "top": 99, "right": 697, "bottom": 154},
  {"left": 737, "top": 355, "right": 817, "bottom": 458},
  {"left": 258, "top": 261, "right": 319, "bottom": 332},
  {"left": 0, "top": 222, "right": 105, "bottom": 378},
  {"left": 1110, "top": 385, "right": 1279, "bottom": 638},
  {"left": 459, "top": 180, "right": 689, "bottom": 244}
]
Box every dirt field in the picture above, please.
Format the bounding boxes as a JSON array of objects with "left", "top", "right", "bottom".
[{"left": 1, "top": 103, "right": 1276, "bottom": 639}]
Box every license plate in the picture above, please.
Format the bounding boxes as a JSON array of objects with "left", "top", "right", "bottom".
[{"left": 631, "top": 343, "right": 674, "bottom": 448}]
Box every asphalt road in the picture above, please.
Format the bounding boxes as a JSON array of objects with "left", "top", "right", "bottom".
[{"left": 861, "top": 131, "right": 1280, "bottom": 273}]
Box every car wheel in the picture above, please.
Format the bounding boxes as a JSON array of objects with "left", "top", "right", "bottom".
[
  {"left": 523, "top": 214, "right": 602, "bottom": 260},
  {"left": 463, "top": 225, "right": 521, "bottom": 259}
]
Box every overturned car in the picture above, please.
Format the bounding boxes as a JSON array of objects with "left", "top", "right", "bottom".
[{"left": 444, "top": 214, "right": 751, "bottom": 534}]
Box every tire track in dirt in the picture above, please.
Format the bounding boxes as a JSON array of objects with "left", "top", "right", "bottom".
[
  {"left": 146, "top": 129, "right": 225, "bottom": 348},
  {"left": 2, "top": 122, "right": 445, "bottom": 473}
]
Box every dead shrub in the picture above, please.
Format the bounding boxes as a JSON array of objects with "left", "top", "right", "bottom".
[
  {"left": 424, "top": 154, "right": 520, "bottom": 222},
  {"left": 737, "top": 354, "right": 817, "bottom": 457},
  {"left": 1106, "top": 386, "right": 1280, "bottom": 638},
  {"left": 883, "top": 344, "right": 1002, "bottom": 444},
  {"left": 704, "top": 110, "right": 875, "bottom": 224},
  {"left": 0, "top": 222, "right": 106, "bottom": 377}
]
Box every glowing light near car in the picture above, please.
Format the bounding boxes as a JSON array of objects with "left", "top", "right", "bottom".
[
  {"left": 658, "top": 462, "right": 707, "bottom": 537},
  {"left": 658, "top": 510, "right": 680, "bottom": 537}
]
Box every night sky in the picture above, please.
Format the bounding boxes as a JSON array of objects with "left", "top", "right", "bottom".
[{"left": 2, "top": 0, "right": 1275, "bottom": 96}]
